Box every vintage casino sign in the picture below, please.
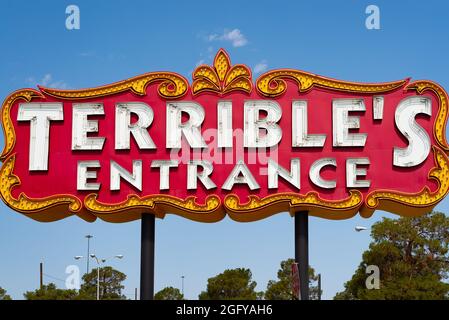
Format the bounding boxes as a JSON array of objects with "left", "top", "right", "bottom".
[{"left": 1, "top": 49, "right": 448, "bottom": 223}]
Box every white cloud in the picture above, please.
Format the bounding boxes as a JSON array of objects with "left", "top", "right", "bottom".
[
  {"left": 254, "top": 61, "right": 268, "bottom": 74},
  {"left": 223, "top": 29, "right": 248, "bottom": 47},
  {"left": 206, "top": 29, "right": 248, "bottom": 47},
  {"left": 208, "top": 34, "right": 218, "bottom": 41},
  {"left": 196, "top": 59, "right": 205, "bottom": 67},
  {"left": 41, "top": 74, "right": 52, "bottom": 86},
  {"left": 79, "top": 51, "right": 95, "bottom": 57},
  {"left": 26, "top": 74, "right": 69, "bottom": 89}
]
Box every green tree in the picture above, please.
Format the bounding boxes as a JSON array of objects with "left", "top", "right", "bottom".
[
  {"left": 335, "top": 211, "right": 449, "bottom": 300},
  {"left": 24, "top": 283, "right": 78, "bottom": 300},
  {"left": 264, "top": 258, "right": 321, "bottom": 300},
  {"left": 79, "top": 266, "right": 127, "bottom": 300},
  {"left": 0, "top": 287, "right": 12, "bottom": 300},
  {"left": 155, "top": 286, "right": 184, "bottom": 300},
  {"left": 199, "top": 268, "right": 262, "bottom": 300}
]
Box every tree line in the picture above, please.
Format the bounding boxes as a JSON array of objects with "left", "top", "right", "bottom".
[
  {"left": 0, "top": 260, "right": 318, "bottom": 300},
  {"left": 0, "top": 266, "right": 127, "bottom": 300},
  {"left": 1, "top": 211, "right": 448, "bottom": 300}
]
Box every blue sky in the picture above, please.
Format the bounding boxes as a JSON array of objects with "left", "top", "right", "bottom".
[{"left": 1, "top": 0, "right": 449, "bottom": 300}]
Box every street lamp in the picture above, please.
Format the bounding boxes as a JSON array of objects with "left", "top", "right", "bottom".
[
  {"left": 85, "top": 235, "right": 93, "bottom": 274},
  {"left": 181, "top": 275, "right": 185, "bottom": 296},
  {"left": 355, "top": 226, "right": 367, "bottom": 232},
  {"left": 89, "top": 254, "right": 124, "bottom": 300},
  {"left": 74, "top": 254, "right": 123, "bottom": 300}
]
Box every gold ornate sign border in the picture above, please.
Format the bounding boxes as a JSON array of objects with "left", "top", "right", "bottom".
[{"left": 1, "top": 49, "right": 448, "bottom": 223}]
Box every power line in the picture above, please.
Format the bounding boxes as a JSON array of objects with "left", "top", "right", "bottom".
[{"left": 43, "top": 273, "right": 66, "bottom": 284}]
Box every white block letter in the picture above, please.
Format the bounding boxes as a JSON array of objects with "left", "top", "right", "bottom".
[
  {"left": 151, "top": 160, "right": 179, "bottom": 190},
  {"left": 222, "top": 160, "right": 260, "bottom": 191},
  {"left": 187, "top": 160, "right": 216, "bottom": 190},
  {"left": 309, "top": 158, "right": 337, "bottom": 189},
  {"left": 244, "top": 100, "right": 282, "bottom": 148},
  {"left": 346, "top": 158, "right": 370, "bottom": 188},
  {"left": 394, "top": 97, "right": 431, "bottom": 167},
  {"left": 72, "top": 104, "right": 105, "bottom": 150},
  {"left": 77, "top": 160, "right": 101, "bottom": 190},
  {"left": 17, "top": 103, "right": 63, "bottom": 171},
  {"left": 292, "top": 101, "right": 326, "bottom": 147},
  {"left": 115, "top": 103, "right": 156, "bottom": 150},
  {"left": 110, "top": 160, "right": 142, "bottom": 191},
  {"left": 268, "top": 158, "right": 300, "bottom": 190},
  {"left": 218, "top": 101, "right": 233, "bottom": 148},
  {"left": 166, "top": 102, "right": 206, "bottom": 149},
  {"left": 333, "top": 99, "right": 367, "bottom": 147}
]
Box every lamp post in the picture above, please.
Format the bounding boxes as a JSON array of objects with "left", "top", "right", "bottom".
[
  {"left": 181, "top": 275, "right": 185, "bottom": 296},
  {"left": 85, "top": 235, "right": 93, "bottom": 274},
  {"left": 74, "top": 254, "right": 123, "bottom": 300},
  {"left": 91, "top": 255, "right": 102, "bottom": 300},
  {"left": 90, "top": 254, "right": 123, "bottom": 300}
]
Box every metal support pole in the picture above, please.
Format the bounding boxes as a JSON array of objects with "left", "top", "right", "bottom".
[
  {"left": 96, "top": 266, "right": 100, "bottom": 300},
  {"left": 181, "top": 275, "right": 185, "bottom": 296},
  {"left": 86, "top": 235, "right": 92, "bottom": 274},
  {"left": 318, "top": 273, "right": 321, "bottom": 300},
  {"left": 140, "top": 213, "right": 155, "bottom": 300},
  {"left": 295, "top": 211, "right": 309, "bottom": 300},
  {"left": 87, "top": 238, "right": 90, "bottom": 274},
  {"left": 40, "top": 262, "right": 43, "bottom": 289}
]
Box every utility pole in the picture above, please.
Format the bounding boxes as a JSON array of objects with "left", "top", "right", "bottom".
[
  {"left": 40, "top": 262, "right": 43, "bottom": 289},
  {"left": 135, "top": 288, "right": 138, "bottom": 300}
]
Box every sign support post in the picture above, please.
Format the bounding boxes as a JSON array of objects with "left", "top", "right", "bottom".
[
  {"left": 140, "top": 213, "right": 155, "bottom": 300},
  {"left": 295, "top": 211, "right": 309, "bottom": 300}
]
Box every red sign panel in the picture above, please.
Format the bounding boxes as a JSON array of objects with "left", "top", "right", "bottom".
[{"left": 1, "top": 49, "right": 448, "bottom": 223}]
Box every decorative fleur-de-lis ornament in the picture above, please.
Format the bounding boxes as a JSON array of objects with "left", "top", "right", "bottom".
[{"left": 192, "top": 49, "right": 252, "bottom": 95}]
